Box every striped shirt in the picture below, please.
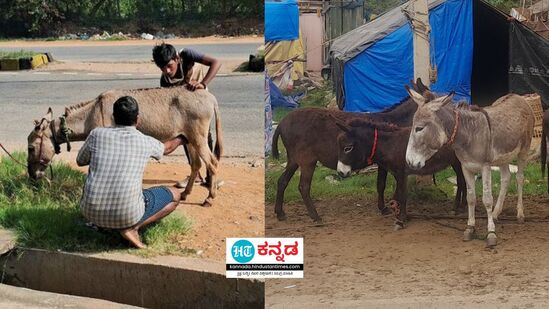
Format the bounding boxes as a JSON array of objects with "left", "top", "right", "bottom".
[{"left": 77, "top": 126, "right": 164, "bottom": 229}]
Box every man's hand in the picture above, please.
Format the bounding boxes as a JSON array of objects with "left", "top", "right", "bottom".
[{"left": 186, "top": 80, "right": 205, "bottom": 91}]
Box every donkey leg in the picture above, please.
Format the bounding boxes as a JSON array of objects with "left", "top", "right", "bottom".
[
  {"left": 298, "top": 163, "right": 321, "bottom": 222},
  {"left": 181, "top": 145, "right": 201, "bottom": 201},
  {"left": 493, "top": 164, "right": 510, "bottom": 221},
  {"left": 462, "top": 168, "right": 477, "bottom": 241},
  {"left": 275, "top": 160, "right": 299, "bottom": 221},
  {"left": 451, "top": 163, "right": 467, "bottom": 214},
  {"left": 392, "top": 173, "right": 408, "bottom": 230},
  {"left": 376, "top": 167, "right": 391, "bottom": 215},
  {"left": 198, "top": 143, "right": 218, "bottom": 208},
  {"left": 481, "top": 166, "right": 497, "bottom": 248},
  {"left": 516, "top": 158, "right": 527, "bottom": 223}
]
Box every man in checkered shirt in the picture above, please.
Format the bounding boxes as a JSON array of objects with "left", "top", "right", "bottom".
[{"left": 77, "top": 96, "right": 185, "bottom": 249}]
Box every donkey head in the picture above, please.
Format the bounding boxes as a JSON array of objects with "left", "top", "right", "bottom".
[
  {"left": 333, "top": 117, "right": 372, "bottom": 178},
  {"left": 405, "top": 88, "right": 454, "bottom": 170},
  {"left": 27, "top": 108, "right": 56, "bottom": 180}
]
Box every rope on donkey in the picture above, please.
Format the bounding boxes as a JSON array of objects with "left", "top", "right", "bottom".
[{"left": 0, "top": 143, "right": 27, "bottom": 168}]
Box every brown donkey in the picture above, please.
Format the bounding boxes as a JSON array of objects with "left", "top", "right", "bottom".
[
  {"left": 334, "top": 117, "right": 465, "bottom": 229},
  {"left": 271, "top": 80, "right": 466, "bottom": 222}
]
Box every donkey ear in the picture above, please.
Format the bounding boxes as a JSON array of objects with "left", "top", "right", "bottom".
[
  {"left": 423, "top": 90, "right": 436, "bottom": 102},
  {"left": 428, "top": 92, "right": 454, "bottom": 112},
  {"left": 44, "top": 107, "right": 53, "bottom": 122},
  {"left": 405, "top": 85, "right": 426, "bottom": 107},
  {"left": 330, "top": 115, "right": 352, "bottom": 133},
  {"left": 34, "top": 119, "right": 48, "bottom": 132},
  {"left": 33, "top": 119, "right": 40, "bottom": 126},
  {"left": 441, "top": 92, "right": 454, "bottom": 106},
  {"left": 416, "top": 78, "right": 428, "bottom": 93},
  {"left": 335, "top": 121, "right": 352, "bottom": 134},
  {"left": 410, "top": 79, "right": 418, "bottom": 91}
]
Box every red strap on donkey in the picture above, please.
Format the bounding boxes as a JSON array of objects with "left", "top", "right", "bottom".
[{"left": 367, "top": 128, "right": 378, "bottom": 165}]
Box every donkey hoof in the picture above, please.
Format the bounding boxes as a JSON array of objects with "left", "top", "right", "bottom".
[
  {"left": 393, "top": 223, "right": 404, "bottom": 231},
  {"left": 276, "top": 212, "right": 287, "bottom": 221},
  {"left": 312, "top": 216, "right": 323, "bottom": 223},
  {"left": 180, "top": 193, "right": 188, "bottom": 201},
  {"left": 380, "top": 207, "right": 392, "bottom": 216},
  {"left": 201, "top": 200, "right": 213, "bottom": 207},
  {"left": 517, "top": 216, "right": 525, "bottom": 224},
  {"left": 485, "top": 233, "right": 497, "bottom": 248},
  {"left": 463, "top": 227, "right": 475, "bottom": 241}
]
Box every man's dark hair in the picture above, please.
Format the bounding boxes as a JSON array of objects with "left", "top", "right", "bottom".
[
  {"left": 113, "top": 96, "right": 139, "bottom": 126},
  {"left": 152, "top": 43, "right": 177, "bottom": 68}
]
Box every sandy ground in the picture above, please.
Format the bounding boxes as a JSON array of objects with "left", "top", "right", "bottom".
[
  {"left": 68, "top": 156, "right": 264, "bottom": 262},
  {"left": 34, "top": 59, "right": 248, "bottom": 75},
  {"left": 265, "top": 192, "right": 549, "bottom": 308},
  {"left": 0, "top": 36, "right": 263, "bottom": 48},
  {"left": 0, "top": 36, "right": 262, "bottom": 74}
]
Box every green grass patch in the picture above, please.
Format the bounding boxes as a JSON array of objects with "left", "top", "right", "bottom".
[
  {"left": 0, "top": 50, "right": 39, "bottom": 59},
  {"left": 0, "top": 152, "right": 192, "bottom": 256},
  {"left": 267, "top": 141, "right": 547, "bottom": 204}
]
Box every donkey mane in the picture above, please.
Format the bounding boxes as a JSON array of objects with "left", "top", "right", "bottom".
[
  {"left": 379, "top": 96, "right": 412, "bottom": 113},
  {"left": 348, "top": 118, "right": 402, "bottom": 133},
  {"left": 64, "top": 87, "right": 196, "bottom": 115},
  {"left": 65, "top": 99, "right": 95, "bottom": 114}
]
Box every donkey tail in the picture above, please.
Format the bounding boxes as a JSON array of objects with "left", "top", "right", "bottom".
[
  {"left": 213, "top": 98, "right": 223, "bottom": 161},
  {"left": 542, "top": 124, "right": 547, "bottom": 177},
  {"left": 272, "top": 123, "right": 282, "bottom": 160}
]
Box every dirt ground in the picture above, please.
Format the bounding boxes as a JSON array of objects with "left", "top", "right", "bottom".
[
  {"left": 0, "top": 36, "right": 262, "bottom": 74},
  {"left": 35, "top": 60, "right": 247, "bottom": 75},
  {"left": 69, "top": 157, "right": 265, "bottom": 262},
  {"left": 265, "top": 192, "right": 549, "bottom": 308}
]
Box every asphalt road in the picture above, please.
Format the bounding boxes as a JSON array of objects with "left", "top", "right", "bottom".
[
  {"left": 1, "top": 43, "right": 259, "bottom": 62},
  {"left": 0, "top": 71, "right": 263, "bottom": 159}
]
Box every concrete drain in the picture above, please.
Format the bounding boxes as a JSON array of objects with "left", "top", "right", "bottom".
[{"left": 1, "top": 248, "right": 264, "bottom": 308}]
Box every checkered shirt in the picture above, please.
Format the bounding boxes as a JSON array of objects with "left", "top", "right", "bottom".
[{"left": 77, "top": 126, "right": 164, "bottom": 229}]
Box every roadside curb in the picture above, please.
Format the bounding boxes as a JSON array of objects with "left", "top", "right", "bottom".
[
  {"left": 0, "top": 52, "right": 53, "bottom": 71},
  {"left": 1, "top": 247, "right": 265, "bottom": 308}
]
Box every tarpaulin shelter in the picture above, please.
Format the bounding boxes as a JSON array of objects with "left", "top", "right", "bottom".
[
  {"left": 265, "top": 0, "right": 305, "bottom": 89},
  {"left": 329, "top": 0, "right": 549, "bottom": 112},
  {"left": 265, "top": 0, "right": 300, "bottom": 42}
]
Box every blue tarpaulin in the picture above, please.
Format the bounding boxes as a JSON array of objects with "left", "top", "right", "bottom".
[
  {"left": 269, "top": 77, "right": 303, "bottom": 109},
  {"left": 343, "top": 0, "right": 473, "bottom": 112},
  {"left": 265, "top": 0, "right": 299, "bottom": 42}
]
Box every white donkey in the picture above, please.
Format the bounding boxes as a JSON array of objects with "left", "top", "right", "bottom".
[{"left": 405, "top": 88, "right": 534, "bottom": 247}]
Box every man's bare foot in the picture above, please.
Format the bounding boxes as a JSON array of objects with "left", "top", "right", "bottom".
[{"left": 120, "top": 228, "right": 146, "bottom": 249}]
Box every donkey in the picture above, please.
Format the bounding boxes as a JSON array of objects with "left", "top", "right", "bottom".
[
  {"left": 334, "top": 117, "right": 465, "bottom": 229},
  {"left": 405, "top": 89, "right": 534, "bottom": 247},
  {"left": 540, "top": 108, "right": 549, "bottom": 193},
  {"left": 27, "top": 87, "right": 223, "bottom": 207},
  {"left": 271, "top": 79, "right": 466, "bottom": 222}
]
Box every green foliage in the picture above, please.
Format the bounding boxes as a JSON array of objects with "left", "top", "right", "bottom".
[
  {"left": 0, "top": 152, "right": 192, "bottom": 256},
  {"left": 0, "top": 0, "right": 263, "bottom": 37},
  {"left": 485, "top": 0, "right": 522, "bottom": 13},
  {"left": 0, "top": 50, "right": 39, "bottom": 60}
]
